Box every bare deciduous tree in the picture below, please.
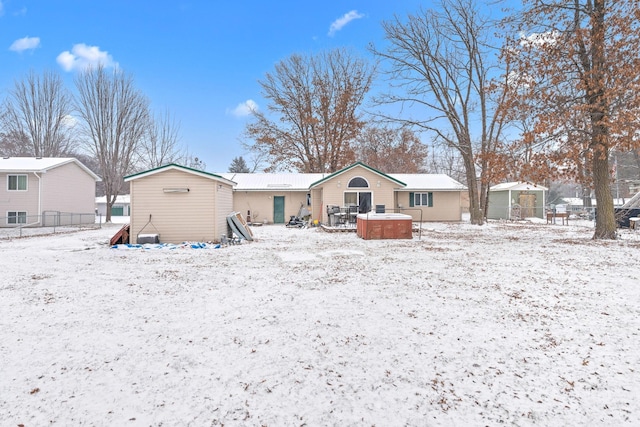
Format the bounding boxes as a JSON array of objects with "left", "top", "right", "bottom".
[
  {"left": 0, "top": 70, "right": 75, "bottom": 157},
  {"left": 371, "top": 0, "right": 511, "bottom": 225},
  {"left": 137, "top": 109, "right": 183, "bottom": 170},
  {"left": 74, "top": 65, "right": 150, "bottom": 222},
  {"left": 354, "top": 126, "right": 428, "bottom": 173},
  {"left": 504, "top": 0, "right": 640, "bottom": 239},
  {"left": 426, "top": 143, "right": 466, "bottom": 183},
  {"left": 246, "top": 48, "right": 375, "bottom": 173}
]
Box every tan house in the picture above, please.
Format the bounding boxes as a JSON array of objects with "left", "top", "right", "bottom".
[
  {"left": 219, "top": 172, "right": 324, "bottom": 224},
  {"left": 125, "top": 164, "right": 236, "bottom": 244},
  {"left": 222, "top": 162, "right": 467, "bottom": 225},
  {"left": 0, "top": 157, "right": 100, "bottom": 227}
]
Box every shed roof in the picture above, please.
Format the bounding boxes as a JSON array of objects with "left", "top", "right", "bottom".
[
  {"left": 0, "top": 157, "right": 101, "bottom": 181},
  {"left": 125, "top": 163, "right": 236, "bottom": 186},
  {"left": 390, "top": 174, "right": 466, "bottom": 191},
  {"left": 490, "top": 182, "right": 548, "bottom": 191},
  {"left": 219, "top": 173, "right": 324, "bottom": 191}
]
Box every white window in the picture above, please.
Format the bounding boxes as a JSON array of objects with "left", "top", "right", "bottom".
[
  {"left": 411, "top": 192, "right": 433, "bottom": 207},
  {"left": 8, "top": 174, "right": 28, "bottom": 191},
  {"left": 7, "top": 211, "right": 27, "bottom": 224}
]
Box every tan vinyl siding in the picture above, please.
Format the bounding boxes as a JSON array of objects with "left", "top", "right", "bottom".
[
  {"left": 317, "top": 167, "right": 399, "bottom": 223},
  {"left": 215, "top": 182, "right": 234, "bottom": 238},
  {"left": 1, "top": 172, "right": 39, "bottom": 226},
  {"left": 130, "top": 169, "right": 221, "bottom": 244},
  {"left": 311, "top": 188, "right": 323, "bottom": 223},
  {"left": 40, "top": 162, "right": 96, "bottom": 214},
  {"left": 232, "top": 190, "right": 310, "bottom": 224},
  {"left": 397, "top": 191, "right": 463, "bottom": 221}
]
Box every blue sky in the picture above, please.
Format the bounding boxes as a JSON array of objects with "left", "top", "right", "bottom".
[{"left": 0, "top": 0, "right": 436, "bottom": 172}]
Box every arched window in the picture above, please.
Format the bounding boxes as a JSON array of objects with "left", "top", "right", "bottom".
[{"left": 348, "top": 177, "right": 369, "bottom": 188}]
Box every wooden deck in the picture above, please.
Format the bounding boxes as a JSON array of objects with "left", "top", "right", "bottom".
[{"left": 320, "top": 224, "right": 357, "bottom": 233}]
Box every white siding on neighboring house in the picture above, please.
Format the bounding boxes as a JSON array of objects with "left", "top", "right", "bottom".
[
  {"left": 41, "top": 161, "right": 96, "bottom": 214},
  {"left": 1, "top": 172, "right": 40, "bottom": 226},
  {"left": 0, "top": 157, "right": 100, "bottom": 227},
  {"left": 95, "top": 195, "right": 130, "bottom": 217}
]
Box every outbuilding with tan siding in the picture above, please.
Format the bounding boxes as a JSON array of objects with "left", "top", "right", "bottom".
[{"left": 125, "top": 164, "right": 235, "bottom": 244}]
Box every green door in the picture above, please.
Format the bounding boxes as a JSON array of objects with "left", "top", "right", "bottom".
[
  {"left": 111, "top": 206, "right": 124, "bottom": 216},
  {"left": 273, "top": 196, "right": 285, "bottom": 224}
]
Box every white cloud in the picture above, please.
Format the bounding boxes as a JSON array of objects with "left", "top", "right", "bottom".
[
  {"left": 229, "top": 99, "right": 258, "bottom": 117},
  {"left": 9, "top": 36, "right": 40, "bottom": 52},
  {"left": 61, "top": 114, "right": 78, "bottom": 128},
  {"left": 328, "top": 10, "right": 364, "bottom": 37},
  {"left": 56, "top": 43, "right": 117, "bottom": 72}
]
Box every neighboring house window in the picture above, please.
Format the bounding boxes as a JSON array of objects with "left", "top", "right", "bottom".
[
  {"left": 7, "top": 211, "right": 27, "bottom": 224},
  {"left": 409, "top": 192, "right": 433, "bottom": 207},
  {"left": 8, "top": 174, "right": 28, "bottom": 191}
]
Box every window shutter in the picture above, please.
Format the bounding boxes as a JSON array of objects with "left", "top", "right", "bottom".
[
  {"left": 409, "top": 192, "right": 414, "bottom": 207},
  {"left": 428, "top": 192, "right": 433, "bottom": 207}
]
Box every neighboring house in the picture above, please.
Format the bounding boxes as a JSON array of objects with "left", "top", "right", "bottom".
[
  {"left": 126, "top": 162, "right": 467, "bottom": 243},
  {"left": 487, "top": 182, "right": 548, "bottom": 220},
  {"left": 563, "top": 197, "right": 627, "bottom": 211},
  {"left": 124, "top": 164, "right": 236, "bottom": 244},
  {"left": 0, "top": 157, "right": 101, "bottom": 227},
  {"left": 95, "top": 195, "right": 131, "bottom": 217}
]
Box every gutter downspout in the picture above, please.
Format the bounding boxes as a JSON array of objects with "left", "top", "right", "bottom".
[{"left": 33, "top": 172, "right": 42, "bottom": 225}]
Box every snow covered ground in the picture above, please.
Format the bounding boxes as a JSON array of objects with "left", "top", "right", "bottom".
[{"left": 1, "top": 219, "right": 639, "bottom": 426}]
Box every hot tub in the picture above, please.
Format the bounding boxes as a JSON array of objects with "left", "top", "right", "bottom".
[{"left": 356, "top": 213, "right": 413, "bottom": 240}]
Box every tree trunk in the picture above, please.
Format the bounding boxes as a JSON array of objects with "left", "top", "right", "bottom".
[
  {"left": 105, "top": 193, "right": 114, "bottom": 223},
  {"left": 463, "top": 155, "right": 483, "bottom": 225},
  {"left": 592, "top": 146, "right": 616, "bottom": 239}
]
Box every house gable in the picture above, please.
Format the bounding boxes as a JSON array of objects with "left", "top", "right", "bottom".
[{"left": 309, "top": 162, "right": 406, "bottom": 189}]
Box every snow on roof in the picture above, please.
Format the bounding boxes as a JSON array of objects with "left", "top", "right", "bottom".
[
  {"left": 219, "top": 172, "right": 467, "bottom": 191},
  {"left": 125, "top": 164, "right": 235, "bottom": 186},
  {"left": 0, "top": 156, "right": 101, "bottom": 180},
  {"left": 490, "top": 181, "right": 548, "bottom": 191},
  {"left": 564, "top": 197, "right": 630, "bottom": 207},
  {"left": 219, "top": 173, "right": 325, "bottom": 191},
  {"left": 389, "top": 174, "right": 466, "bottom": 191}
]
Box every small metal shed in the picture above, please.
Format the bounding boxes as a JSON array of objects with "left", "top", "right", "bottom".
[{"left": 487, "top": 182, "right": 548, "bottom": 220}]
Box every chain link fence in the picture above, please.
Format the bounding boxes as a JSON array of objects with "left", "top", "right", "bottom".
[{"left": 0, "top": 212, "right": 101, "bottom": 239}]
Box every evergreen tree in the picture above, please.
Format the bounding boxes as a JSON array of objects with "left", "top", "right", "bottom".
[{"left": 229, "top": 156, "right": 250, "bottom": 173}]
